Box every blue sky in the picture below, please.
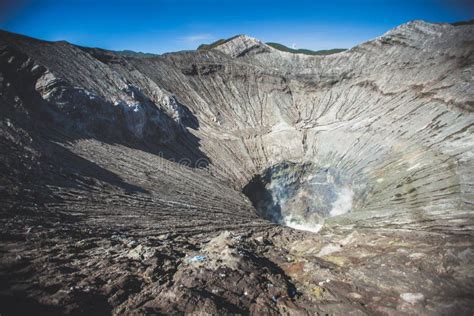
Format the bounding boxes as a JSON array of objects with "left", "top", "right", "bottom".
[{"left": 1, "top": 0, "right": 472, "bottom": 54}]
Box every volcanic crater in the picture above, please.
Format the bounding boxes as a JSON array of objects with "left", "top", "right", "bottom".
[{"left": 1, "top": 20, "right": 473, "bottom": 315}]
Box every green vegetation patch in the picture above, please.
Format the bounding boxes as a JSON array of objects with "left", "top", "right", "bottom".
[
  {"left": 114, "top": 50, "right": 158, "bottom": 58},
  {"left": 266, "top": 42, "right": 346, "bottom": 55}
]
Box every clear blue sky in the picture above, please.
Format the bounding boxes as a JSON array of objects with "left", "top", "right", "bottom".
[{"left": 1, "top": 0, "right": 472, "bottom": 54}]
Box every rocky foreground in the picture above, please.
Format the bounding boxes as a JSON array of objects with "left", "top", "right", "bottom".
[{"left": 0, "top": 21, "right": 473, "bottom": 314}]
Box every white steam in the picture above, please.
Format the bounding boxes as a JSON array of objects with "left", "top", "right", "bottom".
[
  {"left": 282, "top": 215, "right": 324, "bottom": 233},
  {"left": 329, "top": 187, "right": 354, "bottom": 217}
]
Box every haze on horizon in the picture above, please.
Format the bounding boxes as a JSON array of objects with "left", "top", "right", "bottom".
[{"left": 0, "top": 0, "right": 473, "bottom": 54}]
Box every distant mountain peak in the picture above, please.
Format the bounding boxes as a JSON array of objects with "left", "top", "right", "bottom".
[
  {"left": 197, "top": 34, "right": 270, "bottom": 57},
  {"left": 197, "top": 34, "right": 347, "bottom": 58},
  {"left": 213, "top": 35, "right": 270, "bottom": 57}
]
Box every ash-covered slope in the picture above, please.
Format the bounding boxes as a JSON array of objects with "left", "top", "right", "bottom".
[{"left": 1, "top": 21, "right": 473, "bottom": 315}]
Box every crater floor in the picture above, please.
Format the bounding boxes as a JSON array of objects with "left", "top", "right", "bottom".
[
  {"left": 243, "top": 162, "right": 356, "bottom": 232},
  {"left": 0, "top": 21, "right": 473, "bottom": 315}
]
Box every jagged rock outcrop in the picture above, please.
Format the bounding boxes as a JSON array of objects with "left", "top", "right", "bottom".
[{"left": 0, "top": 20, "right": 473, "bottom": 314}]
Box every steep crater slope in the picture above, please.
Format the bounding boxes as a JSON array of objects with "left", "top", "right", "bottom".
[
  {"left": 0, "top": 21, "right": 473, "bottom": 314},
  {"left": 127, "top": 22, "right": 474, "bottom": 234}
]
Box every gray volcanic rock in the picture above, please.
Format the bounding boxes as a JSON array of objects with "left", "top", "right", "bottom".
[
  {"left": 213, "top": 34, "right": 273, "bottom": 57},
  {"left": 0, "top": 20, "right": 473, "bottom": 315}
]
